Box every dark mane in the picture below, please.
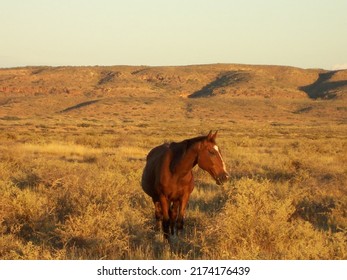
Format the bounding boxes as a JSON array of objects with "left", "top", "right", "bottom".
[{"left": 169, "top": 135, "right": 208, "bottom": 173}]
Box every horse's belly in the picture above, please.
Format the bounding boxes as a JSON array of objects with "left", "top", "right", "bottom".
[{"left": 141, "top": 164, "right": 156, "bottom": 198}]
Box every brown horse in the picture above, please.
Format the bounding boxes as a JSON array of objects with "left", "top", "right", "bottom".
[{"left": 141, "top": 131, "right": 229, "bottom": 239}]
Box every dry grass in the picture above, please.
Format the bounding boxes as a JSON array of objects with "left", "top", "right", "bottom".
[{"left": 0, "top": 71, "right": 346, "bottom": 260}]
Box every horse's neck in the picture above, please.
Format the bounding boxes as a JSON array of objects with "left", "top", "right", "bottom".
[{"left": 174, "top": 143, "right": 199, "bottom": 178}]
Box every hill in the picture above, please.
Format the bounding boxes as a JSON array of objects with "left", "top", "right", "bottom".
[{"left": 1, "top": 64, "right": 346, "bottom": 100}]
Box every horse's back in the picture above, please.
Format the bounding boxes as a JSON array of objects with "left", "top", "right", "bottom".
[{"left": 141, "top": 143, "right": 169, "bottom": 199}]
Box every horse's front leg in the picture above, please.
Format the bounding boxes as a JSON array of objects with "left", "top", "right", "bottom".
[
  {"left": 177, "top": 194, "right": 189, "bottom": 231},
  {"left": 169, "top": 200, "right": 179, "bottom": 235}
]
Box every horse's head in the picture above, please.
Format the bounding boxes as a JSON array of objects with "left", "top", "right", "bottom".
[{"left": 197, "top": 131, "right": 230, "bottom": 185}]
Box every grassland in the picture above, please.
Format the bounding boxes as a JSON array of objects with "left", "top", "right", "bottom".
[{"left": 0, "top": 65, "right": 346, "bottom": 259}]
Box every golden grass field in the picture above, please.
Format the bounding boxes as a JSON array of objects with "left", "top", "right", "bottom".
[{"left": 0, "top": 65, "right": 346, "bottom": 259}]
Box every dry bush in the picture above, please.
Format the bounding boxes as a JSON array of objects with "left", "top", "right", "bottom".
[
  {"left": 201, "top": 178, "right": 346, "bottom": 259},
  {"left": 0, "top": 143, "right": 149, "bottom": 259}
]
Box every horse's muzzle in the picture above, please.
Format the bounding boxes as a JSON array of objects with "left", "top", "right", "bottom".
[{"left": 216, "top": 172, "right": 230, "bottom": 185}]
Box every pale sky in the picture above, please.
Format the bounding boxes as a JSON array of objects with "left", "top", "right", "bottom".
[{"left": 1, "top": 0, "right": 347, "bottom": 69}]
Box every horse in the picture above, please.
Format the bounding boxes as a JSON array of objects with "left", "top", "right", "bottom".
[{"left": 141, "top": 131, "right": 229, "bottom": 240}]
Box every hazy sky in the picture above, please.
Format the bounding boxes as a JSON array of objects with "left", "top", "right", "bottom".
[{"left": 1, "top": 0, "right": 347, "bottom": 69}]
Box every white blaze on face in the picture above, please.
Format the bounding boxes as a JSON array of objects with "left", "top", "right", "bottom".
[{"left": 213, "top": 145, "right": 227, "bottom": 172}]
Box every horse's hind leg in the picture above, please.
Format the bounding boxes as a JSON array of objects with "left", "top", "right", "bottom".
[
  {"left": 159, "top": 195, "right": 170, "bottom": 240},
  {"left": 154, "top": 201, "right": 162, "bottom": 231}
]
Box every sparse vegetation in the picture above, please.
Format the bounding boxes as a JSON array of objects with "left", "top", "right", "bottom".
[{"left": 0, "top": 65, "right": 346, "bottom": 259}]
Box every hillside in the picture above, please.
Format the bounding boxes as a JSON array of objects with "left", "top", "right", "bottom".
[
  {"left": 1, "top": 64, "right": 346, "bottom": 124},
  {"left": 1, "top": 64, "right": 346, "bottom": 100}
]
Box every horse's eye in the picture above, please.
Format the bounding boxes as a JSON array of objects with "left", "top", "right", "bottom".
[{"left": 208, "top": 150, "right": 216, "bottom": 156}]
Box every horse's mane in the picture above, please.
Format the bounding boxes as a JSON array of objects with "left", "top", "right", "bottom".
[{"left": 169, "top": 135, "right": 208, "bottom": 173}]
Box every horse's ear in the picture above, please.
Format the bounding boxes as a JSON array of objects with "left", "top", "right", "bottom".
[
  {"left": 207, "top": 130, "right": 218, "bottom": 142},
  {"left": 207, "top": 130, "right": 213, "bottom": 141},
  {"left": 212, "top": 130, "right": 218, "bottom": 140}
]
